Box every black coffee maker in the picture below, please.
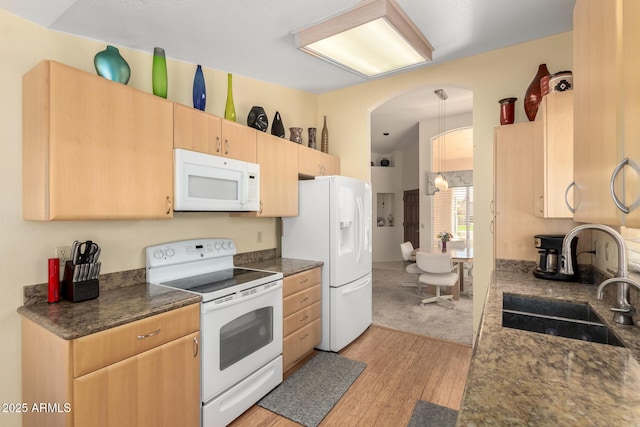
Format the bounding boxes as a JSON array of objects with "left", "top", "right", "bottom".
[{"left": 533, "top": 234, "right": 579, "bottom": 281}]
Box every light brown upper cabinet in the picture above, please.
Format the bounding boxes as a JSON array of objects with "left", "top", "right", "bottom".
[
  {"left": 573, "top": 0, "right": 640, "bottom": 227},
  {"left": 533, "top": 91, "right": 574, "bottom": 218},
  {"left": 234, "top": 133, "right": 298, "bottom": 217},
  {"left": 173, "top": 103, "right": 256, "bottom": 163},
  {"left": 298, "top": 144, "right": 341, "bottom": 178},
  {"left": 22, "top": 60, "right": 174, "bottom": 220}
]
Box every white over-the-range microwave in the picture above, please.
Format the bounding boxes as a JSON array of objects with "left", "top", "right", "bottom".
[{"left": 174, "top": 148, "right": 260, "bottom": 212}]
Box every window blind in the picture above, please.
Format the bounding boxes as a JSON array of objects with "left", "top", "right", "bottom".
[{"left": 432, "top": 186, "right": 474, "bottom": 248}]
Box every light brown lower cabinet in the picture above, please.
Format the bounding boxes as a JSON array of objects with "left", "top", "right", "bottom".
[
  {"left": 282, "top": 268, "right": 322, "bottom": 373},
  {"left": 22, "top": 304, "right": 200, "bottom": 427}
]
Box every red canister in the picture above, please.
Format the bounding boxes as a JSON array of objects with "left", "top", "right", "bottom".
[{"left": 48, "top": 258, "right": 60, "bottom": 303}]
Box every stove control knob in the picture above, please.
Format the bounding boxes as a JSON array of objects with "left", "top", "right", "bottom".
[
  {"left": 165, "top": 248, "right": 175, "bottom": 257},
  {"left": 228, "top": 241, "right": 235, "bottom": 250},
  {"left": 221, "top": 241, "right": 228, "bottom": 250},
  {"left": 215, "top": 242, "right": 222, "bottom": 250},
  {"left": 153, "top": 249, "right": 165, "bottom": 259}
]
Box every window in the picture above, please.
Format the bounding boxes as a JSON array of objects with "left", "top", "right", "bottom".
[{"left": 432, "top": 186, "right": 474, "bottom": 248}]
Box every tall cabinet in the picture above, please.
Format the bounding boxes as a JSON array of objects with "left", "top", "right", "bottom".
[
  {"left": 494, "top": 123, "right": 579, "bottom": 261},
  {"left": 533, "top": 91, "right": 574, "bottom": 218},
  {"left": 573, "top": 0, "right": 640, "bottom": 227}
]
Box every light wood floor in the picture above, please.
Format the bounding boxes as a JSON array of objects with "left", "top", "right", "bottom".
[{"left": 230, "top": 325, "right": 473, "bottom": 426}]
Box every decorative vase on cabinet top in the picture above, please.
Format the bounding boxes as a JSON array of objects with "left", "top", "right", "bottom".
[
  {"left": 289, "top": 127, "right": 303, "bottom": 144},
  {"left": 94, "top": 45, "right": 130, "bottom": 84},
  {"left": 192, "top": 65, "right": 206, "bottom": 111},
  {"left": 247, "top": 106, "right": 268, "bottom": 132},
  {"left": 152, "top": 47, "right": 168, "bottom": 98},
  {"left": 499, "top": 97, "right": 517, "bottom": 125},
  {"left": 308, "top": 127, "right": 317, "bottom": 149},
  {"left": 224, "top": 73, "right": 236, "bottom": 122},
  {"left": 524, "top": 63, "right": 550, "bottom": 121},
  {"left": 271, "top": 111, "right": 285, "bottom": 138},
  {"left": 321, "top": 116, "right": 329, "bottom": 153}
]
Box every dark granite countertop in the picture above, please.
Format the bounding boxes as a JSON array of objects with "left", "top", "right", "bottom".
[
  {"left": 457, "top": 269, "right": 640, "bottom": 426},
  {"left": 237, "top": 257, "right": 323, "bottom": 277},
  {"left": 18, "top": 256, "right": 318, "bottom": 342},
  {"left": 18, "top": 283, "right": 201, "bottom": 340}
]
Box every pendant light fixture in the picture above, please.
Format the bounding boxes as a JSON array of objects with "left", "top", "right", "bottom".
[{"left": 434, "top": 89, "right": 449, "bottom": 191}]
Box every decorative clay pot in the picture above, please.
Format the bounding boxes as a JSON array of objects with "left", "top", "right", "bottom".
[{"left": 289, "top": 127, "right": 303, "bottom": 144}]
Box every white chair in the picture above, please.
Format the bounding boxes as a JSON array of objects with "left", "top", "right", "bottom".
[
  {"left": 416, "top": 251, "right": 458, "bottom": 309},
  {"left": 400, "top": 241, "right": 423, "bottom": 292}
]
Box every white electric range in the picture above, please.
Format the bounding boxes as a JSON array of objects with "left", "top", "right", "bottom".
[{"left": 146, "top": 238, "right": 283, "bottom": 427}]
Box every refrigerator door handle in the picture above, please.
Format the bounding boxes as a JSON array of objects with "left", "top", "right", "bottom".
[
  {"left": 356, "top": 197, "right": 363, "bottom": 264},
  {"left": 341, "top": 276, "right": 371, "bottom": 295}
]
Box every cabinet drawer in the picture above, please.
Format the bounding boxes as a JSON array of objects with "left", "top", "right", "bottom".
[
  {"left": 283, "top": 267, "right": 321, "bottom": 298},
  {"left": 283, "top": 318, "right": 321, "bottom": 372},
  {"left": 283, "top": 284, "right": 321, "bottom": 318},
  {"left": 73, "top": 303, "right": 199, "bottom": 377},
  {"left": 283, "top": 301, "right": 321, "bottom": 337}
]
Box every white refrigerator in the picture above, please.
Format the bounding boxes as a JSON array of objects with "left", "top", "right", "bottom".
[{"left": 282, "top": 175, "right": 372, "bottom": 352}]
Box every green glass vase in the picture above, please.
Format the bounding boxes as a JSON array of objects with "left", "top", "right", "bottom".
[
  {"left": 224, "top": 73, "right": 236, "bottom": 122},
  {"left": 152, "top": 47, "right": 167, "bottom": 98}
]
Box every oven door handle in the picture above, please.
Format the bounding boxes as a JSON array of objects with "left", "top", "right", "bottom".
[{"left": 202, "top": 281, "right": 282, "bottom": 313}]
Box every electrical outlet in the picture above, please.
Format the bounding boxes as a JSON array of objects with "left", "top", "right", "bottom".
[
  {"left": 257, "top": 231, "right": 262, "bottom": 243},
  {"left": 55, "top": 246, "right": 72, "bottom": 267}
]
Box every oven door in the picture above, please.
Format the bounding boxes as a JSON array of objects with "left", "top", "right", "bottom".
[{"left": 201, "top": 280, "right": 283, "bottom": 403}]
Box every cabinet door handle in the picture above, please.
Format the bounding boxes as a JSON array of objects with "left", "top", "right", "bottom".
[
  {"left": 299, "top": 297, "right": 309, "bottom": 303},
  {"left": 225, "top": 139, "right": 230, "bottom": 155},
  {"left": 537, "top": 195, "right": 544, "bottom": 214},
  {"left": 216, "top": 137, "right": 221, "bottom": 153},
  {"left": 490, "top": 219, "right": 495, "bottom": 234},
  {"left": 489, "top": 200, "right": 495, "bottom": 214},
  {"left": 610, "top": 157, "right": 640, "bottom": 214},
  {"left": 259, "top": 200, "right": 263, "bottom": 214},
  {"left": 299, "top": 278, "right": 309, "bottom": 285},
  {"left": 299, "top": 314, "right": 309, "bottom": 322},
  {"left": 193, "top": 336, "right": 199, "bottom": 358},
  {"left": 564, "top": 181, "right": 576, "bottom": 214},
  {"left": 299, "top": 333, "right": 309, "bottom": 341},
  {"left": 137, "top": 328, "right": 161, "bottom": 340},
  {"left": 166, "top": 196, "right": 172, "bottom": 215}
]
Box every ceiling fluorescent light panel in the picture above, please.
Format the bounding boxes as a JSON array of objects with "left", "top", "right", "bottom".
[{"left": 294, "top": 0, "right": 433, "bottom": 78}]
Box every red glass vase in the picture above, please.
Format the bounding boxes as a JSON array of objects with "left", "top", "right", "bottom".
[{"left": 524, "top": 64, "right": 550, "bottom": 121}]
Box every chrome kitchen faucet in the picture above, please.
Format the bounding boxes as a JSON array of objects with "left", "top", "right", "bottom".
[{"left": 560, "top": 224, "right": 640, "bottom": 325}]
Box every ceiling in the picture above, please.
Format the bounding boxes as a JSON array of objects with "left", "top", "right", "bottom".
[{"left": 1, "top": 0, "right": 576, "bottom": 152}]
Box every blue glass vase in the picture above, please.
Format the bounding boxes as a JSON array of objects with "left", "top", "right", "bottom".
[
  {"left": 94, "top": 45, "right": 130, "bottom": 84},
  {"left": 152, "top": 47, "right": 168, "bottom": 98},
  {"left": 193, "top": 65, "right": 206, "bottom": 111}
]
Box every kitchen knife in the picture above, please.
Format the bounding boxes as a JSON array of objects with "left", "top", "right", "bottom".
[
  {"left": 92, "top": 246, "right": 101, "bottom": 263},
  {"left": 95, "top": 262, "right": 101, "bottom": 279},
  {"left": 73, "top": 265, "right": 80, "bottom": 283},
  {"left": 71, "top": 240, "right": 80, "bottom": 265}
]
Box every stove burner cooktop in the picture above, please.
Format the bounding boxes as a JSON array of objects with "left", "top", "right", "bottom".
[{"left": 160, "top": 267, "right": 278, "bottom": 296}]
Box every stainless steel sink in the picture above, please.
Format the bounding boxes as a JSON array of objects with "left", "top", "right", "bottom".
[{"left": 502, "top": 294, "right": 624, "bottom": 347}]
